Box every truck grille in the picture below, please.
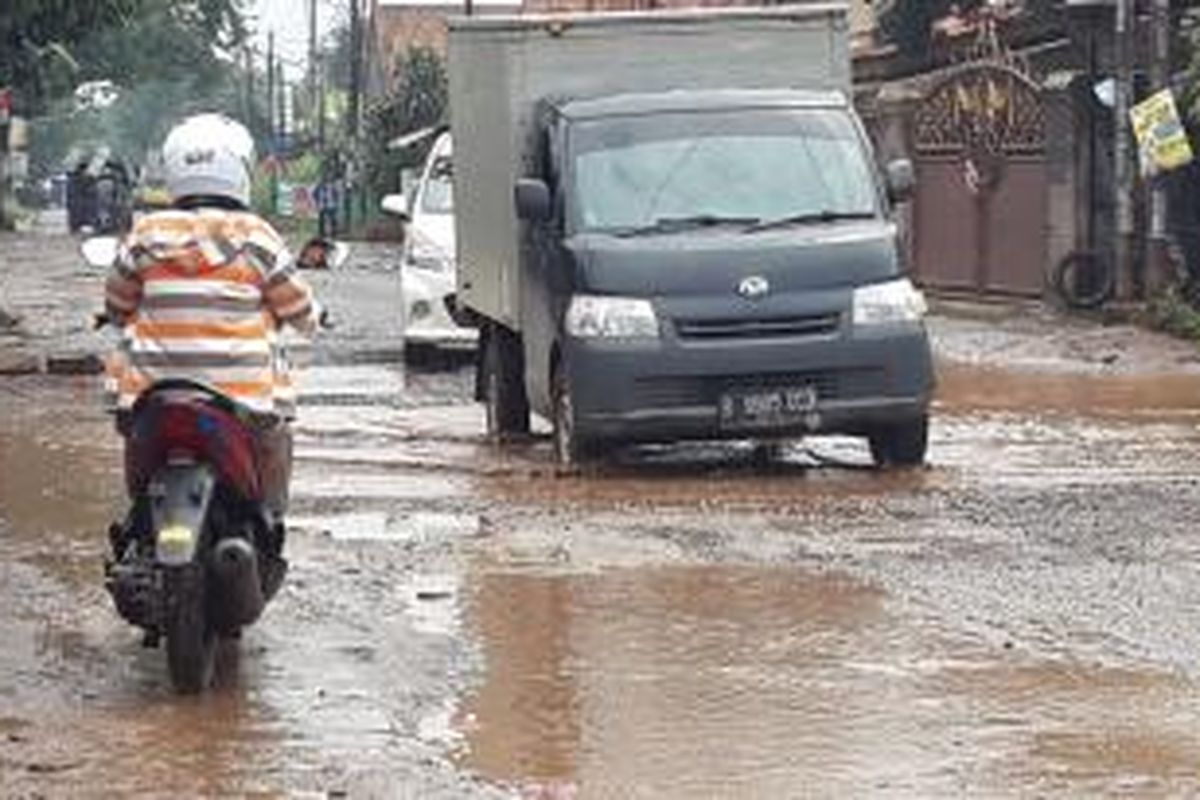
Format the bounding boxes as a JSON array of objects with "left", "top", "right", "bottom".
[
  {"left": 634, "top": 369, "right": 884, "bottom": 408},
  {"left": 674, "top": 312, "right": 842, "bottom": 340}
]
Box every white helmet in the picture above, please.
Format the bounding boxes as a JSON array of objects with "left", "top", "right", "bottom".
[{"left": 162, "top": 113, "right": 255, "bottom": 207}]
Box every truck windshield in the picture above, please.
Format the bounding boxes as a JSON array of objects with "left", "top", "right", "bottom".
[{"left": 570, "top": 108, "right": 879, "bottom": 234}]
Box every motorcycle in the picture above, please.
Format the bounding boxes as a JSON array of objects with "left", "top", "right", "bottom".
[{"left": 82, "top": 235, "right": 344, "bottom": 693}]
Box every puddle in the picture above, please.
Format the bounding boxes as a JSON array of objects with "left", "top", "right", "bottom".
[
  {"left": 462, "top": 565, "right": 907, "bottom": 796},
  {"left": 938, "top": 363, "right": 1200, "bottom": 421},
  {"left": 290, "top": 469, "right": 471, "bottom": 502},
  {"left": 484, "top": 440, "right": 934, "bottom": 510},
  {"left": 0, "top": 382, "right": 119, "bottom": 549},
  {"left": 461, "top": 564, "right": 1200, "bottom": 797}
]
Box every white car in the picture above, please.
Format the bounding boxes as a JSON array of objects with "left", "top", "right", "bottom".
[{"left": 384, "top": 132, "right": 478, "bottom": 351}]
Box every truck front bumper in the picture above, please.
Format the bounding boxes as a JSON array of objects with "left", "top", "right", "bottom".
[{"left": 562, "top": 323, "right": 934, "bottom": 443}]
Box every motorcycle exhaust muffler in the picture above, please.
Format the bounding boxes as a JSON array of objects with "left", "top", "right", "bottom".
[{"left": 210, "top": 537, "right": 265, "bottom": 628}]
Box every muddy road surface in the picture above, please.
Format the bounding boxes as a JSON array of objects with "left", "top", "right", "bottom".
[{"left": 5, "top": 228, "right": 1200, "bottom": 797}]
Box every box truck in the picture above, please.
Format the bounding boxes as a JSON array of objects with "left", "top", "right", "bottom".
[{"left": 448, "top": 4, "right": 934, "bottom": 465}]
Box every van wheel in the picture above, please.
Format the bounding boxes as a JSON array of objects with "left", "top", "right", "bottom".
[
  {"left": 552, "top": 364, "right": 604, "bottom": 467},
  {"left": 483, "top": 326, "right": 529, "bottom": 437},
  {"left": 868, "top": 415, "right": 928, "bottom": 468}
]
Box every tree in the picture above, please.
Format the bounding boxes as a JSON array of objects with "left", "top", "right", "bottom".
[
  {"left": 10, "top": 1, "right": 263, "bottom": 179},
  {"left": 362, "top": 47, "right": 448, "bottom": 198},
  {"left": 0, "top": 0, "right": 247, "bottom": 114}
]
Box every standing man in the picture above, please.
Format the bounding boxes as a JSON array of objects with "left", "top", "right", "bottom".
[{"left": 315, "top": 156, "right": 341, "bottom": 238}]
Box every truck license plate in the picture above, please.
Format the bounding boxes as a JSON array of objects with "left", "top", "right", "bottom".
[{"left": 719, "top": 385, "right": 818, "bottom": 429}]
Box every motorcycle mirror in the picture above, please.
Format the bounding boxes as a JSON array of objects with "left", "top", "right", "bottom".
[{"left": 81, "top": 236, "right": 120, "bottom": 268}]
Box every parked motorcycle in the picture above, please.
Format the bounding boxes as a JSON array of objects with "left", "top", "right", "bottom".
[{"left": 82, "top": 235, "right": 344, "bottom": 693}]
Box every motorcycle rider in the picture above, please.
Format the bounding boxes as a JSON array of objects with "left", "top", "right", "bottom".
[{"left": 103, "top": 113, "right": 320, "bottom": 581}]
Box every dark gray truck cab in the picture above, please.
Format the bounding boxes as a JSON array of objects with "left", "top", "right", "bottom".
[{"left": 449, "top": 7, "right": 933, "bottom": 465}]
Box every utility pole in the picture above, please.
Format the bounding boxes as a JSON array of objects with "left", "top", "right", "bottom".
[
  {"left": 1113, "top": 0, "right": 1135, "bottom": 299},
  {"left": 1149, "top": 0, "right": 1170, "bottom": 241},
  {"left": 267, "top": 33, "right": 278, "bottom": 215},
  {"left": 349, "top": 0, "right": 362, "bottom": 139},
  {"left": 309, "top": 0, "right": 318, "bottom": 135},
  {"left": 244, "top": 46, "right": 255, "bottom": 126},
  {"left": 346, "top": 0, "right": 364, "bottom": 233},
  {"left": 278, "top": 71, "right": 288, "bottom": 150},
  {"left": 0, "top": 90, "right": 9, "bottom": 231},
  {"left": 317, "top": 57, "right": 326, "bottom": 153},
  {"left": 267, "top": 32, "right": 276, "bottom": 146}
]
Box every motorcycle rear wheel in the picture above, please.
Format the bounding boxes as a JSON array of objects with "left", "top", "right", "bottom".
[{"left": 164, "top": 567, "right": 216, "bottom": 694}]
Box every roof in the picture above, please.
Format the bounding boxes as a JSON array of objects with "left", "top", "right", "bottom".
[
  {"left": 450, "top": 3, "right": 850, "bottom": 32},
  {"left": 555, "top": 89, "right": 849, "bottom": 120},
  {"left": 379, "top": 0, "right": 518, "bottom": 6}
]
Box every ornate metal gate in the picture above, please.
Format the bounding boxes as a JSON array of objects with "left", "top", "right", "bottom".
[{"left": 911, "top": 25, "right": 1048, "bottom": 295}]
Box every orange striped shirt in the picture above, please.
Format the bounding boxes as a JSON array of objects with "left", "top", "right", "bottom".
[{"left": 104, "top": 209, "right": 318, "bottom": 417}]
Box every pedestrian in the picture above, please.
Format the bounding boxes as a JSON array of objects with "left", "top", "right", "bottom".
[{"left": 315, "top": 168, "right": 340, "bottom": 238}]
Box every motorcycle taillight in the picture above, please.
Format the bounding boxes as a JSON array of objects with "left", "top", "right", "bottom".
[{"left": 158, "top": 405, "right": 203, "bottom": 453}]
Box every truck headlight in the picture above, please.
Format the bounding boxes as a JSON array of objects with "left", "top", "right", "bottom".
[
  {"left": 565, "top": 294, "right": 659, "bottom": 339},
  {"left": 852, "top": 279, "right": 927, "bottom": 326}
]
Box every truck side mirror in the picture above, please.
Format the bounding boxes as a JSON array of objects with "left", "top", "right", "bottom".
[
  {"left": 515, "top": 178, "right": 552, "bottom": 222},
  {"left": 885, "top": 159, "right": 915, "bottom": 205}
]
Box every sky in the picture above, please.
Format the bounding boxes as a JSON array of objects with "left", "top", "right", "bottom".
[{"left": 247, "top": 0, "right": 349, "bottom": 81}]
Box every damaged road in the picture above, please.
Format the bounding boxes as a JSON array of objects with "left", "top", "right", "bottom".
[{"left": 5, "top": 226, "right": 1200, "bottom": 797}]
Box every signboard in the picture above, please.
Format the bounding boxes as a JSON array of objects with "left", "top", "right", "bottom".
[
  {"left": 276, "top": 181, "right": 294, "bottom": 216},
  {"left": 1130, "top": 89, "right": 1195, "bottom": 177},
  {"left": 275, "top": 181, "right": 316, "bottom": 218},
  {"left": 8, "top": 151, "right": 28, "bottom": 181},
  {"left": 8, "top": 116, "right": 27, "bottom": 150}
]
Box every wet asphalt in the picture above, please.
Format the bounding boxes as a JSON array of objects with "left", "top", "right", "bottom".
[{"left": 5, "top": 222, "right": 1200, "bottom": 797}]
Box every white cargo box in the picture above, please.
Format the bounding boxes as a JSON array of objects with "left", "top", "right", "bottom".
[{"left": 448, "top": 4, "right": 852, "bottom": 328}]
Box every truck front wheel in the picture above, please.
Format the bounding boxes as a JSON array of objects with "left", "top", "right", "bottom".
[
  {"left": 483, "top": 326, "right": 529, "bottom": 438},
  {"left": 552, "top": 364, "right": 606, "bottom": 467},
  {"left": 867, "top": 415, "right": 929, "bottom": 468}
]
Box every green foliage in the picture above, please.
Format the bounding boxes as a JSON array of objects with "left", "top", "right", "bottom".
[
  {"left": 1148, "top": 285, "right": 1200, "bottom": 342},
  {"left": 282, "top": 151, "right": 322, "bottom": 184},
  {"left": 1, "top": 0, "right": 247, "bottom": 114},
  {"left": 27, "top": 69, "right": 270, "bottom": 181},
  {"left": 362, "top": 47, "right": 448, "bottom": 198},
  {"left": 9, "top": 0, "right": 277, "bottom": 183},
  {"left": 6, "top": 0, "right": 258, "bottom": 180}
]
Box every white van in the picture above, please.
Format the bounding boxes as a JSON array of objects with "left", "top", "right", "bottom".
[{"left": 392, "top": 132, "right": 478, "bottom": 350}]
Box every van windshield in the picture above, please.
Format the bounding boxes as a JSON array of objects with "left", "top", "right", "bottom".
[{"left": 569, "top": 107, "right": 879, "bottom": 235}]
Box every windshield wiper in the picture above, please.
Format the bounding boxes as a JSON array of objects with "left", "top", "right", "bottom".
[
  {"left": 743, "top": 209, "right": 876, "bottom": 234},
  {"left": 613, "top": 214, "right": 761, "bottom": 238}
]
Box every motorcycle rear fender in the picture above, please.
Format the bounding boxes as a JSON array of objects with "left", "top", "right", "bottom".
[{"left": 150, "top": 462, "right": 216, "bottom": 566}]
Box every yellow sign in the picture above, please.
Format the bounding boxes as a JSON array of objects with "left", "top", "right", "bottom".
[{"left": 1130, "top": 89, "right": 1195, "bottom": 177}]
